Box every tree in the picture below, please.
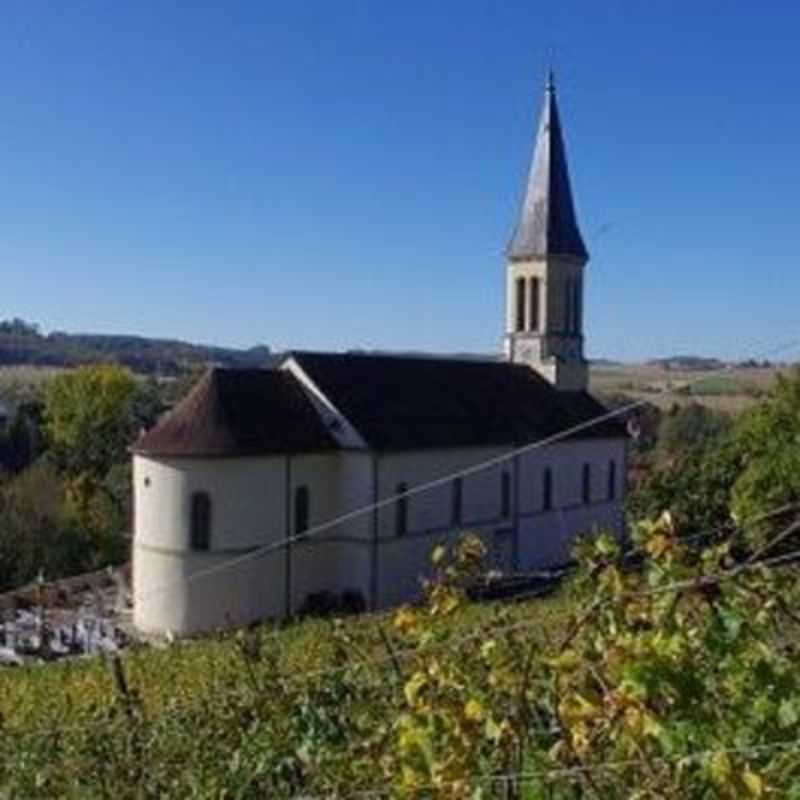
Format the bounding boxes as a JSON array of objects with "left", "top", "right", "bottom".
[
  {"left": 0, "top": 462, "right": 92, "bottom": 591},
  {"left": 729, "top": 368, "right": 800, "bottom": 532},
  {"left": 656, "top": 402, "right": 731, "bottom": 461},
  {"left": 629, "top": 369, "right": 800, "bottom": 548},
  {"left": 44, "top": 365, "right": 137, "bottom": 479},
  {"left": 43, "top": 365, "right": 138, "bottom": 535},
  {"left": 627, "top": 439, "right": 742, "bottom": 539},
  {"left": 0, "top": 400, "right": 46, "bottom": 473}
]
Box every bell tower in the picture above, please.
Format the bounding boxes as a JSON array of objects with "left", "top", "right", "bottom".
[{"left": 505, "top": 72, "right": 589, "bottom": 392}]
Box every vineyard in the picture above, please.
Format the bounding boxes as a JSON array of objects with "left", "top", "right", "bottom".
[{"left": 2, "top": 517, "right": 800, "bottom": 798}]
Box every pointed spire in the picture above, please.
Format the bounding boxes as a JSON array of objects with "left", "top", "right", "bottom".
[{"left": 507, "top": 72, "right": 588, "bottom": 262}]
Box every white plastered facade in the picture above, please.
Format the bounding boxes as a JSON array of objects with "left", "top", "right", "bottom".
[{"left": 133, "top": 437, "right": 626, "bottom": 635}]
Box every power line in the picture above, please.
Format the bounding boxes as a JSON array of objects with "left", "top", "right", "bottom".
[
  {"left": 341, "top": 737, "right": 800, "bottom": 799},
  {"left": 7, "top": 527, "right": 800, "bottom": 746},
  {"left": 134, "top": 336, "right": 800, "bottom": 606}
]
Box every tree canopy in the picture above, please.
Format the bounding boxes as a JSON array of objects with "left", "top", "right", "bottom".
[
  {"left": 629, "top": 368, "right": 800, "bottom": 545},
  {"left": 44, "top": 364, "right": 138, "bottom": 482}
]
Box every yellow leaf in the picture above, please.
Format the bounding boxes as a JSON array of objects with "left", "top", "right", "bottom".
[
  {"left": 641, "top": 711, "right": 662, "bottom": 738},
  {"left": 572, "top": 722, "right": 591, "bottom": 756},
  {"left": 480, "top": 639, "right": 497, "bottom": 660},
  {"left": 709, "top": 751, "right": 732, "bottom": 786},
  {"left": 485, "top": 717, "right": 503, "bottom": 742},
  {"left": 645, "top": 533, "right": 671, "bottom": 559},
  {"left": 464, "top": 699, "right": 485, "bottom": 722},
  {"left": 559, "top": 693, "right": 600, "bottom": 724},
  {"left": 393, "top": 606, "right": 418, "bottom": 632},
  {"left": 431, "top": 545, "right": 447, "bottom": 566},
  {"left": 742, "top": 768, "right": 763, "bottom": 797},
  {"left": 546, "top": 650, "right": 581, "bottom": 672},
  {"left": 404, "top": 672, "right": 427, "bottom": 707}
]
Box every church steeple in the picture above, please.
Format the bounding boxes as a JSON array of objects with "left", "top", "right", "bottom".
[
  {"left": 504, "top": 72, "right": 589, "bottom": 392},
  {"left": 508, "top": 71, "right": 587, "bottom": 262}
]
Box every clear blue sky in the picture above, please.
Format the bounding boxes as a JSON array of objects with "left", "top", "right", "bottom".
[{"left": 1, "top": 2, "right": 798, "bottom": 361}]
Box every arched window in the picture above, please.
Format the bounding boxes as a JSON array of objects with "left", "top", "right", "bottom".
[
  {"left": 451, "top": 478, "right": 463, "bottom": 525},
  {"left": 515, "top": 277, "right": 526, "bottom": 332},
  {"left": 294, "top": 486, "right": 310, "bottom": 535},
  {"left": 542, "top": 468, "right": 553, "bottom": 512},
  {"left": 528, "top": 278, "right": 540, "bottom": 332},
  {"left": 500, "top": 471, "right": 511, "bottom": 518},
  {"left": 582, "top": 464, "right": 592, "bottom": 505},
  {"left": 395, "top": 482, "right": 408, "bottom": 537},
  {"left": 573, "top": 279, "right": 583, "bottom": 334},
  {"left": 608, "top": 460, "right": 617, "bottom": 501},
  {"left": 190, "top": 491, "right": 211, "bottom": 551}
]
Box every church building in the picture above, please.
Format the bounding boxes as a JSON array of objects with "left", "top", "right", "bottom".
[{"left": 132, "top": 74, "right": 627, "bottom": 635}]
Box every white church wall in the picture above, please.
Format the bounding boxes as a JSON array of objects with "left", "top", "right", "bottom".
[
  {"left": 133, "top": 436, "right": 627, "bottom": 634},
  {"left": 372, "top": 446, "right": 509, "bottom": 608},
  {"left": 289, "top": 453, "right": 350, "bottom": 613},
  {"left": 516, "top": 438, "right": 627, "bottom": 568},
  {"left": 368, "top": 439, "right": 626, "bottom": 606},
  {"left": 133, "top": 454, "right": 289, "bottom": 634},
  {"left": 333, "top": 452, "right": 374, "bottom": 602}
]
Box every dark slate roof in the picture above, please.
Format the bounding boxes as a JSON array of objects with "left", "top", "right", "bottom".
[
  {"left": 133, "top": 368, "right": 337, "bottom": 457},
  {"left": 291, "top": 351, "right": 625, "bottom": 451},
  {"left": 507, "top": 72, "right": 588, "bottom": 262}
]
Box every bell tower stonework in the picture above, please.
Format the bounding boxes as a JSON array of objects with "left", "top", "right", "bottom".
[{"left": 504, "top": 72, "right": 589, "bottom": 392}]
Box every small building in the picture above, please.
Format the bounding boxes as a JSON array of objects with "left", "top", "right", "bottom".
[{"left": 132, "top": 73, "right": 628, "bottom": 635}]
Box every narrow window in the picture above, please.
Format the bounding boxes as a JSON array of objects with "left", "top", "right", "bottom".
[
  {"left": 564, "top": 279, "right": 573, "bottom": 333},
  {"left": 542, "top": 468, "right": 553, "bottom": 512},
  {"left": 500, "top": 471, "right": 511, "bottom": 518},
  {"left": 582, "top": 464, "right": 591, "bottom": 505},
  {"left": 190, "top": 491, "right": 211, "bottom": 551},
  {"left": 573, "top": 279, "right": 583, "bottom": 334},
  {"left": 515, "top": 277, "right": 526, "bottom": 332},
  {"left": 294, "top": 485, "right": 310, "bottom": 535},
  {"left": 395, "top": 482, "right": 408, "bottom": 536},
  {"left": 451, "top": 477, "right": 463, "bottom": 525},
  {"left": 528, "top": 278, "right": 540, "bottom": 331},
  {"left": 608, "top": 460, "right": 617, "bottom": 501}
]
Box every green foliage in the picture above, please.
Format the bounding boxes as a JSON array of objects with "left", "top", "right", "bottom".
[
  {"left": 0, "top": 462, "right": 93, "bottom": 590},
  {"left": 3, "top": 528, "right": 800, "bottom": 797},
  {"left": 43, "top": 364, "right": 134, "bottom": 537},
  {"left": 657, "top": 402, "right": 731, "bottom": 460},
  {"left": 0, "top": 365, "right": 168, "bottom": 591},
  {"left": 44, "top": 364, "right": 138, "bottom": 484},
  {"left": 630, "top": 368, "right": 800, "bottom": 547},
  {"left": 729, "top": 369, "right": 800, "bottom": 529},
  {"left": 0, "top": 400, "right": 46, "bottom": 473},
  {"left": 628, "top": 438, "right": 742, "bottom": 538}
]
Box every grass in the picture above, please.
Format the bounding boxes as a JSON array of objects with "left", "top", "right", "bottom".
[{"left": 0, "top": 588, "right": 573, "bottom": 735}]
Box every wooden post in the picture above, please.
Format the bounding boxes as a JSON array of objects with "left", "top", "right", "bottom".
[{"left": 106, "top": 652, "right": 136, "bottom": 722}]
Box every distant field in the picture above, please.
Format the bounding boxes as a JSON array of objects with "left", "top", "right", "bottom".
[{"left": 590, "top": 363, "right": 787, "bottom": 414}]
